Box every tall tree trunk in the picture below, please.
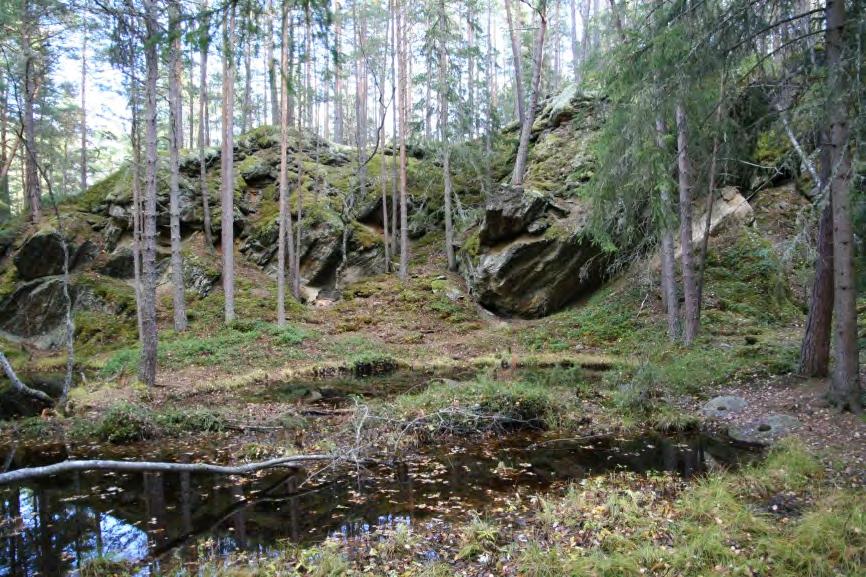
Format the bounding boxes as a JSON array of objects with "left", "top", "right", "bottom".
[
  {"left": 570, "top": 0, "right": 580, "bottom": 83},
  {"left": 241, "top": 8, "right": 252, "bottom": 134},
  {"left": 511, "top": 5, "right": 547, "bottom": 188},
  {"left": 189, "top": 48, "right": 195, "bottom": 149},
  {"left": 277, "top": 2, "right": 296, "bottom": 325},
  {"left": 334, "top": 1, "right": 343, "bottom": 144},
  {"left": 169, "top": 0, "right": 188, "bottom": 332},
  {"left": 579, "top": 0, "right": 590, "bottom": 74},
  {"left": 221, "top": 3, "right": 238, "bottom": 324},
  {"left": 129, "top": 56, "right": 144, "bottom": 341},
  {"left": 354, "top": 2, "right": 367, "bottom": 207},
  {"left": 380, "top": 3, "right": 391, "bottom": 272},
  {"left": 265, "top": 0, "right": 278, "bottom": 125},
  {"left": 656, "top": 117, "right": 679, "bottom": 339},
  {"left": 293, "top": 160, "right": 304, "bottom": 299},
  {"left": 504, "top": 0, "right": 526, "bottom": 127},
  {"left": 22, "top": 7, "right": 42, "bottom": 223},
  {"left": 484, "top": 0, "right": 494, "bottom": 196},
  {"left": 800, "top": 191, "right": 833, "bottom": 377},
  {"left": 304, "top": 6, "right": 313, "bottom": 127},
  {"left": 438, "top": 0, "right": 456, "bottom": 271},
  {"left": 0, "top": 81, "right": 10, "bottom": 223},
  {"left": 607, "top": 0, "right": 624, "bottom": 37},
  {"left": 390, "top": 0, "right": 399, "bottom": 259},
  {"left": 676, "top": 101, "right": 699, "bottom": 345},
  {"left": 199, "top": 0, "right": 214, "bottom": 249},
  {"left": 397, "top": 0, "right": 409, "bottom": 280},
  {"left": 140, "top": 0, "right": 160, "bottom": 387},
  {"left": 80, "top": 11, "right": 88, "bottom": 194},
  {"left": 467, "top": 6, "right": 475, "bottom": 138},
  {"left": 826, "top": 0, "right": 861, "bottom": 412}
]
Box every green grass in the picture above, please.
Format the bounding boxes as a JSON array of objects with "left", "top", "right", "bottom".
[
  {"left": 71, "top": 402, "right": 227, "bottom": 444},
  {"left": 390, "top": 373, "right": 584, "bottom": 434}
]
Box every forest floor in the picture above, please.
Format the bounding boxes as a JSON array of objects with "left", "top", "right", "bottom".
[{"left": 3, "top": 212, "right": 866, "bottom": 576}]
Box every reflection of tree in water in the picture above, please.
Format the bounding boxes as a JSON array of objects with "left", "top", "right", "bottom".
[{"left": 0, "top": 433, "right": 753, "bottom": 575}]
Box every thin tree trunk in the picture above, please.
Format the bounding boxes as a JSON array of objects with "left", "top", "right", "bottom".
[
  {"left": 334, "top": 1, "right": 343, "bottom": 145},
  {"left": 266, "top": 0, "right": 278, "bottom": 125},
  {"left": 390, "top": 0, "right": 399, "bottom": 258},
  {"left": 242, "top": 8, "right": 252, "bottom": 134},
  {"left": 140, "top": 0, "right": 160, "bottom": 386},
  {"left": 607, "top": 0, "right": 624, "bottom": 37},
  {"left": 130, "top": 59, "right": 144, "bottom": 341},
  {"left": 656, "top": 117, "right": 679, "bottom": 339},
  {"left": 80, "top": 11, "right": 88, "bottom": 194},
  {"left": 570, "top": 0, "right": 580, "bottom": 83},
  {"left": 696, "top": 72, "right": 727, "bottom": 320},
  {"left": 468, "top": 6, "right": 475, "bottom": 137},
  {"left": 169, "top": 0, "right": 188, "bottom": 332},
  {"left": 579, "top": 0, "right": 590, "bottom": 76},
  {"left": 22, "top": 7, "right": 41, "bottom": 223},
  {"left": 221, "top": 3, "right": 238, "bottom": 324},
  {"left": 199, "top": 0, "right": 214, "bottom": 249},
  {"left": 504, "top": 0, "right": 526, "bottom": 127},
  {"left": 397, "top": 0, "right": 409, "bottom": 280},
  {"left": 676, "top": 101, "right": 699, "bottom": 345},
  {"left": 354, "top": 2, "right": 367, "bottom": 210},
  {"left": 293, "top": 160, "right": 304, "bottom": 299},
  {"left": 511, "top": 6, "right": 547, "bottom": 188},
  {"left": 484, "top": 0, "right": 493, "bottom": 196},
  {"left": 380, "top": 6, "right": 390, "bottom": 273},
  {"left": 826, "top": 0, "right": 861, "bottom": 412},
  {"left": 0, "top": 81, "right": 9, "bottom": 223},
  {"left": 439, "top": 0, "right": 455, "bottom": 271},
  {"left": 277, "top": 3, "right": 295, "bottom": 324}
]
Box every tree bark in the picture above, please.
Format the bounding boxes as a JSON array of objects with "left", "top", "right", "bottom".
[
  {"left": 221, "top": 3, "right": 238, "bottom": 324},
  {"left": 140, "top": 0, "right": 160, "bottom": 386},
  {"left": 0, "top": 80, "right": 10, "bottom": 223},
  {"left": 277, "top": 2, "right": 296, "bottom": 325},
  {"left": 390, "top": 0, "right": 399, "bottom": 259},
  {"left": 397, "top": 0, "right": 409, "bottom": 280},
  {"left": 655, "top": 117, "right": 679, "bottom": 340},
  {"left": 22, "top": 5, "right": 42, "bottom": 223},
  {"left": 511, "top": 4, "right": 547, "bottom": 188},
  {"left": 826, "top": 0, "right": 861, "bottom": 412},
  {"left": 439, "top": 0, "right": 456, "bottom": 271},
  {"left": 241, "top": 6, "right": 252, "bottom": 134},
  {"left": 380, "top": 5, "right": 391, "bottom": 273},
  {"left": 199, "top": 0, "right": 214, "bottom": 249},
  {"left": 569, "top": 0, "right": 580, "bottom": 83},
  {"left": 800, "top": 190, "right": 833, "bottom": 377},
  {"left": 169, "top": 0, "right": 188, "bottom": 332},
  {"left": 80, "top": 11, "right": 88, "bottom": 194},
  {"left": 0, "top": 454, "right": 334, "bottom": 486},
  {"left": 265, "top": 0, "right": 278, "bottom": 125},
  {"left": 334, "top": 1, "right": 344, "bottom": 145},
  {"left": 676, "top": 101, "right": 699, "bottom": 345},
  {"left": 504, "top": 0, "right": 526, "bottom": 127}
]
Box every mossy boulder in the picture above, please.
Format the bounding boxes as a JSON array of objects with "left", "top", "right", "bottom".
[{"left": 13, "top": 230, "right": 69, "bottom": 280}]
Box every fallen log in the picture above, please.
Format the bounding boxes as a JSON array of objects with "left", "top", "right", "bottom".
[{"left": 0, "top": 453, "right": 333, "bottom": 485}]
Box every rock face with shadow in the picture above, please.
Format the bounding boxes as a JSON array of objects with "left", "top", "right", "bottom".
[{"left": 465, "top": 187, "right": 606, "bottom": 318}]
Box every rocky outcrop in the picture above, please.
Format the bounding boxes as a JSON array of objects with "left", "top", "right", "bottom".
[
  {"left": 0, "top": 277, "right": 73, "bottom": 348},
  {"left": 463, "top": 188, "right": 605, "bottom": 318},
  {"left": 14, "top": 231, "right": 68, "bottom": 280}
]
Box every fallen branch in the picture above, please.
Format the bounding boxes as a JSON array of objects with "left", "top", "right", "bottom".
[
  {"left": 0, "top": 454, "right": 334, "bottom": 485},
  {"left": 0, "top": 351, "right": 54, "bottom": 406}
]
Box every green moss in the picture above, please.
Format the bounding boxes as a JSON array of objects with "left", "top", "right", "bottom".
[
  {"left": 350, "top": 222, "right": 382, "bottom": 249},
  {"left": 73, "top": 166, "right": 131, "bottom": 211},
  {"left": 755, "top": 129, "right": 791, "bottom": 167}
]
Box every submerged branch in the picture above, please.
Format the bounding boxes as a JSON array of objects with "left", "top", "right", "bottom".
[{"left": 0, "top": 454, "right": 335, "bottom": 485}]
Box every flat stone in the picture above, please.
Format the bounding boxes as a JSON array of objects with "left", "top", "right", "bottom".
[
  {"left": 728, "top": 414, "right": 801, "bottom": 446},
  {"left": 701, "top": 395, "right": 748, "bottom": 419}
]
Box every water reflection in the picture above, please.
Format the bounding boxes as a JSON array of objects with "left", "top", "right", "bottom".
[{"left": 0, "top": 433, "right": 752, "bottom": 576}]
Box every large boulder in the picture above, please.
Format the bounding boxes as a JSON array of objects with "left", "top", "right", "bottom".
[
  {"left": 14, "top": 231, "right": 67, "bottom": 280},
  {"left": 464, "top": 191, "right": 605, "bottom": 318},
  {"left": 98, "top": 247, "right": 136, "bottom": 279},
  {"left": 0, "top": 277, "right": 73, "bottom": 347},
  {"left": 478, "top": 187, "right": 549, "bottom": 246}
]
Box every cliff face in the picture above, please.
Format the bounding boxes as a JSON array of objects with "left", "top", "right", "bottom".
[{"left": 0, "top": 87, "right": 615, "bottom": 352}]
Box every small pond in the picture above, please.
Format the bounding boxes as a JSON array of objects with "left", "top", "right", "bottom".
[{"left": 0, "top": 432, "right": 754, "bottom": 576}]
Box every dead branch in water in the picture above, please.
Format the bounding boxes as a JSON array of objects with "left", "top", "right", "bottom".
[{"left": 0, "top": 453, "right": 336, "bottom": 485}]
